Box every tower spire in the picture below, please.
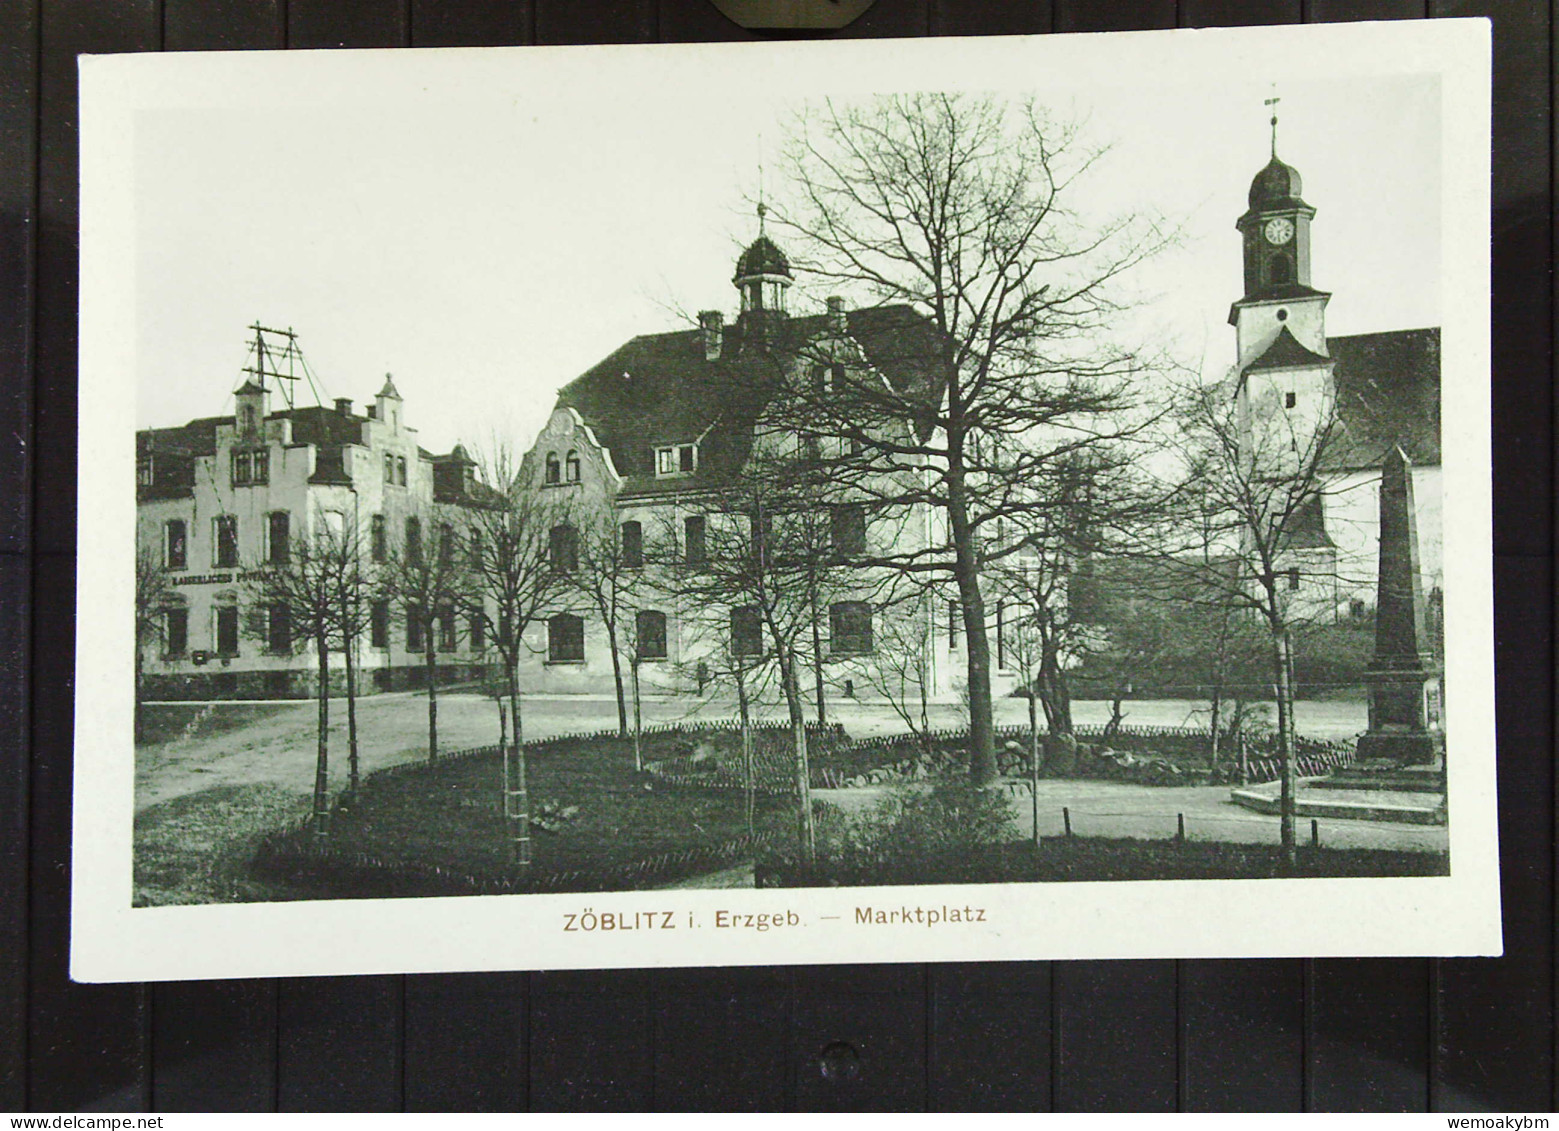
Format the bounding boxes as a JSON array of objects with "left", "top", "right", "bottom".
[
  {"left": 756, "top": 131, "right": 767, "bottom": 236},
  {"left": 1264, "top": 89, "right": 1281, "bottom": 157}
]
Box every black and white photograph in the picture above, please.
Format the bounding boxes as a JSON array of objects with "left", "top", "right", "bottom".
[{"left": 74, "top": 21, "right": 1498, "bottom": 981}]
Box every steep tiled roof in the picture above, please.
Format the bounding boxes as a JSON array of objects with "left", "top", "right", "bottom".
[
  {"left": 1244, "top": 325, "right": 1332, "bottom": 373},
  {"left": 555, "top": 304, "right": 947, "bottom": 499},
  {"left": 1325, "top": 327, "right": 1440, "bottom": 471}
]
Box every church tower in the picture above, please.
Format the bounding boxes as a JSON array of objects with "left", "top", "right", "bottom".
[
  {"left": 1232, "top": 106, "right": 1337, "bottom": 482},
  {"left": 733, "top": 204, "right": 792, "bottom": 345}
]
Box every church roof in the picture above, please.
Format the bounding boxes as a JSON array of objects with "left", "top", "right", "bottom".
[
  {"left": 1248, "top": 155, "right": 1309, "bottom": 212},
  {"left": 555, "top": 304, "right": 947, "bottom": 499},
  {"left": 1325, "top": 327, "right": 1441, "bottom": 471},
  {"left": 378, "top": 373, "right": 402, "bottom": 399},
  {"left": 1244, "top": 326, "right": 1333, "bottom": 373}
]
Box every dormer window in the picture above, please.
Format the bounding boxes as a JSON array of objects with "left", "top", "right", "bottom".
[{"left": 655, "top": 443, "right": 697, "bottom": 477}]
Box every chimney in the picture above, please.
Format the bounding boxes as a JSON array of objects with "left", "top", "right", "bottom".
[
  {"left": 335, "top": 397, "right": 353, "bottom": 416},
  {"left": 366, "top": 404, "right": 377, "bottom": 420},
  {"left": 699, "top": 310, "right": 723, "bottom": 361},
  {"left": 826, "top": 296, "right": 847, "bottom": 333}
]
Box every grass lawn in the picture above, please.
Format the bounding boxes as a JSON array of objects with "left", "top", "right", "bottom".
[
  {"left": 135, "top": 783, "right": 315, "bottom": 905},
  {"left": 278, "top": 732, "right": 796, "bottom": 893},
  {"left": 138, "top": 701, "right": 299, "bottom": 747}
]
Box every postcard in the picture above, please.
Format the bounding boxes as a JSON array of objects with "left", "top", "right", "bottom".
[{"left": 73, "top": 19, "right": 1497, "bottom": 981}]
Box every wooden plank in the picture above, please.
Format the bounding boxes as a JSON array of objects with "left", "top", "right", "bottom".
[
  {"left": 162, "top": 0, "right": 283, "bottom": 50},
  {"left": 151, "top": 982, "right": 277, "bottom": 1112},
  {"left": 1181, "top": 0, "right": 1300, "bottom": 24},
  {"left": 404, "top": 974, "right": 527, "bottom": 1112},
  {"left": 1309, "top": 959, "right": 1430, "bottom": 1110},
  {"left": 1307, "top": 0, "right": 1426, "bottom": 19},
  {"left": 1054, "top": 961, "right": 1177, "bottom": 1111},
  {"left": 29, "top": 555, "right": 148, "bottom": 1110},
  {"left": 931, "top": 0, "right": 1053, "bottom": 35},
  {"left": 535, "top": 0, "right": 655, "bottom": 45},
  {"left": 790, "top": 966, "right": 928, "bottom": 1111},
  {"left": 1180, "top": 960, "right": 1304, "bottom": 1111},
  {"left": 409, "top": 2, "right": 532, "bottom": 48},
  {"left": 0, "top": 553, "right": 30, "bottom": 1110},
  {"left": 651, "top": 968, "right": 788, "bottom": 1110},
  {"left": 529, "top": 969, "right": 654, "bottom": 1110},
  {"left": 276, "top": 976, "right": 403, "bottom": 1111},
  {"left": 929, "top": 962, "right": 1052, "bottom": 1111},
  {"left": 286, "top": 0, "right": 407, "bottom": 49},
  {"left": 1055, "top": 0, "right": 1175, "bottom": 32},
  {"left": 0, "top": 0, "right": 36, "bottom": 557}
]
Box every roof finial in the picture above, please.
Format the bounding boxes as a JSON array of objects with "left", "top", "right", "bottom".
[
  {"left": 756, "top": 131, "right": 767, "bottom": 236},
  {"left": 1264, "top": 88, "right": 1281, "bottom": 158}
]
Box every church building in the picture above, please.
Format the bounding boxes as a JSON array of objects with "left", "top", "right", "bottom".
[{"left": 1230, "top": 139, "right": 1442, "bottom": 621}]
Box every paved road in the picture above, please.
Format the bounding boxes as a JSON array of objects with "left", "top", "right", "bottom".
[{"left": 136, "top": 689, "right": 1367, "bottom": 814}]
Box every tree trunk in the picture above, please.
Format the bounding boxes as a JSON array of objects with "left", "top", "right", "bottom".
[
  {"left": 1028, "top": 681, "right": 1041, "bottom": 849},
  {"left": 134, "top": 638, "right": 145, "bottom": 744},
  {"left": 606, "top": 616, "right": 628, "bottom": 738},
  {"left": 809, "top": 580, "right": 827, "bottom": 726},
  {"left": 946, "top": 471, "right": 996, "bottom": 784},
  {"left": 425, "top": 632, "right": 438, "bottom": 762},
  {"left": 1208, "top": 685, "right": 1222, "bottom": 772},
  {"left": 344, "top": 624, "right": 360, "bottom": 793},
  {"left": 1272, "top": 622, "right": 1298, "bottom": 864},
  {"left": 779, "top": 649, "right": 815, "bottom": 861},
  {"left": 505, "top": 657, "right": 530, "bottom": 871},
  {"left": 631, "top": 658, "right": 643, "bottom": 773},
  {"left": 736, "top": 664, "right": 754, "bottom": 837},
  {"left": 313, "top": 636, "right": 331, "bottom": 840}
]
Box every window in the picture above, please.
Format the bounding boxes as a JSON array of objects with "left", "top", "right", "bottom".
[
  {"left": 239, "top": 405, "right": 258, "bottom": 435},
  {"left": 949, "top": 600, "right": 961, "bottom": 652},
  {"left": 405, "top": 516, "right": 422, "bottom": 565},
  {"left": 545, "top": 452, "right": 561, "bottom": 484},
  {"left": 1284, "top": 391, "right": 1297, "bottom": 409},
  {"left": 164, "top": 519, "right": 187, "bottom": 570},
  {"left": 1287, "top": 568, "right": 1301, "bottom": 591},
  {"left": 396, "top": 456, "right": 408, "bottom": 486},
  {"left": 438, "top": 523, "right": 454, "bottom": 567},
  {"left": 384, "top": 454, "right": 395, "bottom": 483},
  {"left": 469, "top": 615, "right": 485, "bottom": 651},
  {"left": 996, "top": 603, "right": 1008, "bottom": 670},
  {"left": 655, "top": 443, "right": 696, "bottom": 477},
  {"left": 620, "top": 521, "right": 643, "bottom": 568},
  {"left": 550, "top": 524, "right": 578, "bottom": 573},
  {"left": 731, "top": 606, "right": 763, "bottom": 658},
  {"left": 371, "top": 514, "right": 387, "bottom": 563},
  {"left": 370, "top": 600, "right": 390, "bottom": 648},
  {"left": 548, "top": 613, "right": 584, "bottom": 662},
  {"left": 163, "top": 608, "right": 188, "bottom": 657},
  {"left": 498, "top": 613, "right": 513, "bottom": 648},
  {"left": 213, "top": 515, "right": 239, "bottom": 568},
  {"left": 231, "top": 451, "right": 252, "bottom": 487},
  {"left": 810, "top": 363, "right": 830, "bottom": 393},
  {"left": 830, "top": 601, "right": 873, "bottom": 655},
  {"left": 468, "top": 529, "right": 483, "bottom": 567},
  {"left": 267, "top": 603, "right": 291, "bottom": 654},
  {"left": 267, "top": 512, "right": 290, "bottom": 565},
  {"left": 1269, "top": 253, "right": 1293, "bottom": 286},
  {"left": 407, "top": 605, "right": 425, "bottom": 652},
  {"left": 831, "top": 503, "right": 866, "bottom": 556},
  {"left": 215, "top": 605, "right": 239, "bottom": 656},
  {"left": 831, "top": 362, "right": 846, "bottom": 389},
  {"left": 251, "top": 450, "right": 269, "bottom": 485},
  {"left": 138, "top": 456, "right": 154, "bottom": 487},
  {"left": 437, "top": 604, "right": 457, "bottom": 652},
  {"left": 565, "top": 450, "right": 581, "bottom": 483},
  {"left": 635, "top": 610, "right": 668, "bottom": 660},
  {"left": 684, "top": 515, "right": 706, "bottom": 564}
]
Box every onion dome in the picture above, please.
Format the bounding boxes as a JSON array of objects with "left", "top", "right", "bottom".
[
  {"left": 1248, "top": 155, "right": 1307, "bottom": 211},
  {"left": 734, "top": 235, "right": 792, "bottom": 282}
]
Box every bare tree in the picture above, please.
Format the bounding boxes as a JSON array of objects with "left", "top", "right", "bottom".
[
  {"left": 570, "top": 509, "right": 639, "bottom": 738},
  {"left": 134, "top": 543, "right": 173, "bottom": 741},
  {"left": 855, "top": 588, "right": 937, "bottom": 755},
  {"left": 381, "top": 510, "right": 473, "bottom": 763},
  {"left": 769, "top": 92, "right": 1174, "bottom": 783},
  {"left": 461, "top": 442, "right": 565, "bottom": 871}
]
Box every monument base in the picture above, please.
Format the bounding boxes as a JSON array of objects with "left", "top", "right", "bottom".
[{"left": 1353, "top": 730, "right": 1445, "bottom": 769}]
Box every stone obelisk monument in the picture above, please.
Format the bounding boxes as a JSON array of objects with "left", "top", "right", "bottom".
[{"left": 1354, "top": 446, "right": 1446, "bottom": 767}]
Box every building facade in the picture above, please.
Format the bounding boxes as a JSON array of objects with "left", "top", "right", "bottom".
[{"left": 137, "top": 356, "right": 492, "bottom": 700}]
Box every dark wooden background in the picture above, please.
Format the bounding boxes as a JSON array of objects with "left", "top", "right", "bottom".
[{"left": 0, "top": 0, "right": 1551, "bottom": 1112}]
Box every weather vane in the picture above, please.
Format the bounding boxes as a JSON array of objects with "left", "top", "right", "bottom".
[{"left": 1264, "top": 89, "right": 1281, "bottom": 156}]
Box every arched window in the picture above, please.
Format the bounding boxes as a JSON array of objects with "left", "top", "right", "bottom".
[
  {"left": 550, "top": 523, "right": 578, "bottom": 573},
  {"left": 545, "top": 452, "right": 561, "bottom": 485},
  {"left": 548, "top": 613, "right": 584, "bottom": 662},
  {"left": 620, "top": 520, "right": 643, "bottom": 568},
  {"left": 565, "top": 450, "right": 581, "bottom": 482},
  {"left": 396, "top": 456, "right": 408, "bottom": 486},
  {"left": 635, "top": 610, "right": 668, "bottom": 660},
  {"left": 405, "top": 515, "right": 422, "bottom": 565}
]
